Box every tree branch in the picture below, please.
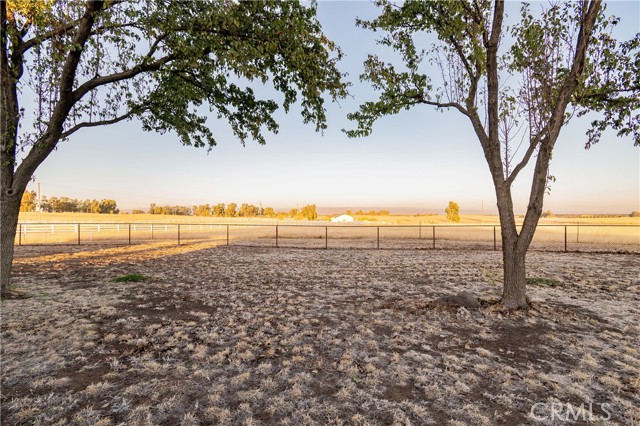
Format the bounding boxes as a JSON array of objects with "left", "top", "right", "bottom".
[
  {"left": 518, "top": 1, "right": 602, "bottom": 252},
  {"left": 18, "top": 1, "right": 125, "bottom": 54},
  {"left": 13, "top": 1, "right": 104, "bottom": 190},
  {"left": 483, "top": 0, "right": 505, "bottom": 182},
  {"left": 145, "top": 34, "right": 167, "bottom": 59},
  {"left": 72, "top": 53, "right": 175, "bottom": 102},
  {"left": 488, "top": 0, "right": 504, "bottom": 48},
  {"left": 505, "top": 131, "right": 543, "bottom": 186},
  {"left": 1, "top": 0, "right": 19, "bottom": 190},
  {"left": 577, "top": 85, "right": 640, "bottom": 101},
  {"left": 18, "top": 20, "right": 78, "bottom": 53},
  {"left": 7, "top": 14, "right": 25, "bottom": 81},
  {"left": 548, "top": 0, "right": 601, "bottom": 143},
  {"left": 415, "top": 96, "right": 471, "bottom": 117},
  {"left": 60, "top": 110, "right": 137, "bottom": 139}
]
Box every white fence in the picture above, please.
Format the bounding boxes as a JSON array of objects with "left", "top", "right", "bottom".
[{"left": 14, "top": 222, "right": 640, "bottom": 253}]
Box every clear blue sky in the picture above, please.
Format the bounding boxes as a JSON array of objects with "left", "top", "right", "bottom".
[{"left": 25, "top": 1, "right": 640, "bottom": 214}]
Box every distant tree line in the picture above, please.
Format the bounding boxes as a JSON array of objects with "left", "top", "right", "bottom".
[
  {"left": 146, "top": 203, "right": 318, "bottom": 220},
  {"left": 147, "top": 204, "right": 193, "bottom": 216},
  {"left": 19, "top": 191, "right": 119, "bottom": 214}
]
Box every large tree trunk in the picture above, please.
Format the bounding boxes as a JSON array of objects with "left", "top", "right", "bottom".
[
  {"left": 1, "top": 189, "right": 21, "bottom": 294},
  {"left": 500, "top": 232, "right": 528, "bottom": 309},
  {"left": 0, "top": 2, "right": 103, "bottom": 294},
  {"left": 495, "top": 185, "right": 530, "bottom": 309}
]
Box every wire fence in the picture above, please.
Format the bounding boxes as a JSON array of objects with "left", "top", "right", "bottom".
[{"left": 14, "top": 222, "right": 640, "bottom": 253}]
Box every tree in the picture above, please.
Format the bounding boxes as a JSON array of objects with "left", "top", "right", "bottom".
[
  {"left": 246, "top": 204, "right": 260, "bottom": 217},
  {"left": 262, "top": 207, "right": 276, "bottom": 218},
  {"left": 300, "top": 204, "right": 318, "bottom": 220},
  {"left": 19, "top": 190, "right": 36, "bottom": 212},
  {"left": 445, "top": 201, "right": 460, "bottom": 223},
  {"left": 212, "top": 203, "right": 226, "bottom": 217},
  {"left": 148, "top": 205, "right": 191, "bottom": 215},
  {"left": 347, "top": 0, "right": 638, "bottom": 308},
  {"left": 225, "top": 203, "right": 238, "bottom": 218},
  {"left": 98, "top": 199, "right": 119, "bottom": 214},
  {"left": 43, "top": 196, "right": 76, "bottom": 212},
  {"left": 1, "top": 1, "right": 347, "bottom": 292},
  {"left": 194, "top": 204, "right": 212, "bottom": 217},
  {"left": 238, "top": 203, "right": 259, "bottom": 217}
]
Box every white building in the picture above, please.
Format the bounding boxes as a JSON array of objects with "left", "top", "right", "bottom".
[{"left": 331, "top": 214, "right": 354, "bottom": 223}]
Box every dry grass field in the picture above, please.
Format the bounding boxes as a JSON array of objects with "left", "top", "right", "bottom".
[
  {"left": 17, "top": 211, "right": 640, "bottom": 226},
  {"left": 14, "top": 212, "right": 640, "bottom": 251},
  {"left": 2, "top": 242, "right": 639, "bottom": 425}
]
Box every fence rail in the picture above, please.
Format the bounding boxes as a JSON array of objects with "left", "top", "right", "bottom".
[{"left": 14, "top": 222, "right": 640, "bottom": 253}]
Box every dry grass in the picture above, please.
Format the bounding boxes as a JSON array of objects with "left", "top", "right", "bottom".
[
  {"left": 2, "top": 242, "right": 639, "bottom": 425},
  {"left": 15, "top": 213, "right": 639, "bottom": 250},
  {"left": 19, "top": 211, "right": 640, "bottom": 225}
]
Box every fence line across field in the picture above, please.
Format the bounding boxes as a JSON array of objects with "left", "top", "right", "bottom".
[{"left": 14, "top": 222, "right": 640, "bottom": 253}]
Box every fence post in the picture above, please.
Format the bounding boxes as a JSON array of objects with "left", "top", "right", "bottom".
[
  {"left": 77, "top": 224, "right": 81, "bottom": 245},
  {"left": 419, "top": 221, "right": 422, "bottom": 239},
  {"left": 151, "top": 223, "right": 154, "bottom": 240},
  {"left": 177, "top": 224, "right": 181, "bottom": 245},
  {"left": 128, "top": 224, "right": 131, "bottom": 245},
  {"left": 325, "top": 226, "right": 328, "bottom": 249},
  {"left": 564, "top": 226, "right": 567, "bottom": 252},
  {"left": 377, "top": 226, "right": 380, "bottom": 249},
  {"left": 493, "top": 226, "right": 496, "bottom": 251},
  {"left": 432, "top": 226, "right": 436, "bottom": 249},
  {"left": 577, "top": 222, "right": 580, "bottom": 243},
  {"left": 275, "top": 224, "right": 279, "bottom": 248},
  {"left": 18, "top": 223, "right": 22, "bottom": 246},
  {"left": 226, "top": 224, "right": 229, "bottom": 246}
]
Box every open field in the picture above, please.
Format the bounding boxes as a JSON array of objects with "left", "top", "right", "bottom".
[
  {"left": 18, "top": 212, "right": 640, "bottom": 226},
  {"left": 13, "top": 218, "right": 640, "bottom": 252},
  {"left": 2, "top": 243, "right": 639, "bottom": 425}
]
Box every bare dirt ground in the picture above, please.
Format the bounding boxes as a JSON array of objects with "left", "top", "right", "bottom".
[{"left": 2, "top": 242, "right": 639, "bottom": 425}]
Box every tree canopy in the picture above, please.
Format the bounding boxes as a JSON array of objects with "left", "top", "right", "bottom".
[
  {"left": 1, "top": 0, "right": 348, "bottom": 292},
  {"left": 347, "top": 0, "right": 638, "bottom": 308},
  {"left": 346, "top": 1, "right": 638, "bottom": 148},
  {"left": 445, "top": 201, "right": 460, "bottom": 223}
]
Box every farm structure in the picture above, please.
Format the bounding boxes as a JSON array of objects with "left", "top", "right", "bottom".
[{"left": 331, "top": 214, "right": 355, "bottom": 223}]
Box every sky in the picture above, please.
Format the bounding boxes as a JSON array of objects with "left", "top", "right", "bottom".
[{"left": 23, "top": 0, "right": 640, "bottom": 214}]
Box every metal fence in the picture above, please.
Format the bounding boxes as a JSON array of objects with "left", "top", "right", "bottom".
[{"left": 14, "top": 222, "right": 640, "bottom": 253}]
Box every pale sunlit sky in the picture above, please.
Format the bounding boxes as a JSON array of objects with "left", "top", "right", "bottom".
[{"left": 24, "top": 1, "right": 640, "bottom": 214}]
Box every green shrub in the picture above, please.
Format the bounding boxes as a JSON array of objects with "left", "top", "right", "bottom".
[{"left": 113, "top": 273, "right": 145, "bottom": 283}]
